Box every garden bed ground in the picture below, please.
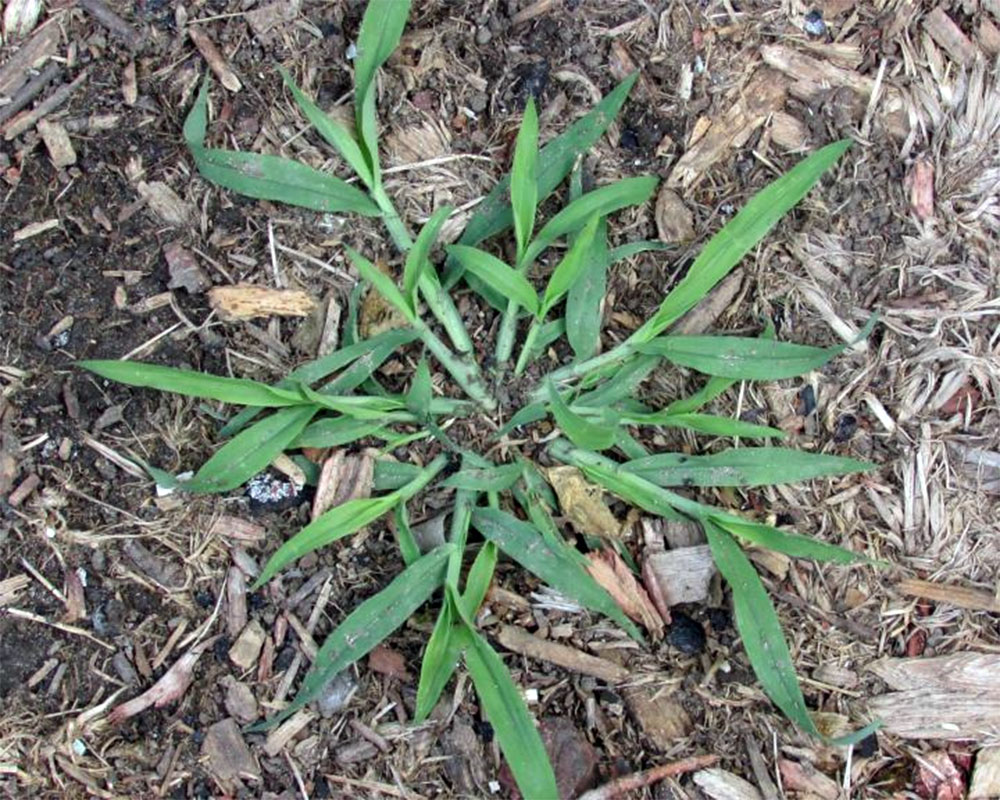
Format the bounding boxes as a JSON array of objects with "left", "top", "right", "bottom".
[{"left": 2, "top": 0, "right": 1000, "bottom": 797}]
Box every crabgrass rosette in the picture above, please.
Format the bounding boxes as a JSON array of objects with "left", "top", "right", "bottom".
[{"left": 79, "top": 0, "right": 882, "bottom": 794}]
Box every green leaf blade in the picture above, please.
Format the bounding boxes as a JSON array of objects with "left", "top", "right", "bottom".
[
  {"left": 461, "top": 625, "right": 558, "bottom": 800},
  {"left": 703, "top": 519, "right": 822, "bottom": 737},
  {"left": 441, "top": 463, "right": 522, "bottom": 491},
  {"left": 415, "top": 598, "right": 461, "bottom": 722},
  {"left": 345, "top": 246, "right": 418, "bottom": 322},
  {"left": 511, "top": 98, "right": 539, "bottom": 262},
  {"left": 445, "top": 245, "right": 539, "bottom": 315},
  {"left": 255, "top": 543, "right": 451, "bottom": 731},
  {"left": 404, "top": 205, "right": 452, "bottom": 303},
  {"left": 632, "top": 140, "right": 851, "bottom": 343},
  {"left": 540, "top": 214, "right": 600, "bottom": 317},
  {"left": 547, "top": 380, "right": 618, "bottom": 451},
  {"left": 623, "top": 448, "right": 873, "bottom": 487},
  {"left": 190, "top": 147, "right": 381, "bottom": 216},
  {"left": 566, "top": 217, "right": 610, "bottom": 360}
]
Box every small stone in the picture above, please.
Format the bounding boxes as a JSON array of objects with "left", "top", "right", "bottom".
[
  {"left": 469, "top": 92, "right": 488, "bottom": 113},
  {"left": 666, "top": 611, "right": 706, "bottom": 654},
  {"left": 475, "top": 26, "right": 492, "bottom": 45},
  {"left": 803, "top": 9, "right": 826, "bottom": 37},
  {"left": 624, "top": 685, "right": 692, "bottom": 747}
]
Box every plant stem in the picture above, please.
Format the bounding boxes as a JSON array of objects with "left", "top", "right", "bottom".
[
  {"left": 527, "top": 340, "right": 637, "bottom": 403},
  {"left": 370, "top": 184, "right": 477, "bottom": 359},
  {"left": 414, "top": 317, "right": 497, "bottom": 413},
  {"left": 513, "top": 318, "right": 542, "bottom": 375},
  {"left": 494, "top": 298, "right": 520, "bottom": 365}
]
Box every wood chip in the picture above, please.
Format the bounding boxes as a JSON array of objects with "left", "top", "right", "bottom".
[
  {"left": 312, "top": 450, "right": 375, "bottom": 520},
  {"left": 123, "top": 539, "right": 185, "bottom": 590},
  {"left": 908, "top": 155, "right": 934, "bottom": 220},
  {"left": 869, "top": 653, "right": 1000, "bottom": 692},
  {"left": 36, "top": 118, "right": 76, "bottom": 168},
  {"left": 13, "top": 218, "right": 59, "bottom": 241},
  {"left": 672, "top": 272, "right": 743, "bottom": 335},
  {"left": 896, "top": 577, "right": 1000, "bottom": 613},
  {"left": 226, "top": 566, "right": 248, "bottom": 639},
  {"left": 264, "top": 709, "right": 314, "bottom": 757},
  {"left": 210, "top": 514, "right": 266, "bottom": 545},
  {"left": 137, "top": 181, "right": 193, "bottom": 227},
  {"left": 78, "top": 0, "right": 144, "bottom": 50},
  {"left": 668, "top": 69, "right": 787, "bottom": 189},
  {"left": 0, "top": 20, "right": 59, "bottom": 97},
  {"left": 654, "top": 186, "right": 695, "bottom": 243},
  {"left": 812, "top": 663, "right": 858, "bottom": 689},
  {"left": 760, "top": 44, "right": 909, "bottom": 139},
  {"left": 693, "top": 768, "right": 763, "bottom": 800},
  {"left": 979, "top": 17, "right": 1000, "bottom": 57},
  {"left": 368, "top": 645, "right": 412, "bottom": 682},
  {"left": 122, "top": 60, "right": 138, "bottom": 106},
  {"left": 202, "top": 718, "right": 260, "bottom": 787},
  {"left": 643, "top": 545, "right": 717, "bottom": 607},
  {"left": 497, "top": 625, "right": 628, "bottom": 683},
  {"left": 246, "top": 0, "right": 301, "bottom": 43},
  {"left": 777, "top": 760, "right": 838, "bottom": 800},
  {"left": 923, "top": 7, "right": 976, "bottom": 66},
  {"left": 209, "top": 284, "right": 317, "bottom": 321},
  {"left": 228, "top": 619, "right": 266, "bottom": 670},
  {"left": 869, "top": 688, "right": 1000, "bottom": 740},
  {"left": 0, "top": 574, "right": 30, "bottom": 607},
  {"left": 547, "top": 466, "right": 622, "bottom": 539},
  {"left": 3, "top": 68, "right": 89, "bottom": 140},
  {"left": 188, "top": 26, "right": 241, "bottom": 92},
  {"left": 7, "top": 473, "right": 39, "bottom": 507},
  {"left": 970, "top": 747, "right": 1000, "bottom": 799},
  {"left": 769, "top": 110, "right": 811, "bottom": 151},
  {"left": 587, "top": 548, "right": 665, "bottom": 637},
  {"left": 624, "top": 685, "right": 692, "bottom": 747}
]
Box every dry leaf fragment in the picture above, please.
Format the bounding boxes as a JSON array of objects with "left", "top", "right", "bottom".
[
  {"left": 109, "top": 636, "right": 219, "bottom": 723},
  {"left": 359, "top": 261, "right": 408, "bottom": 337},
  {"left": 137, "top": 181, "right": 193, "bottom": 226},
  {"left": 246, "top": 0, "right": 301, "bottom": 43},
  {"left": 586, "top": 549, "right": 664, "bottom": 637},
  {"left": 624, "top": 684, "right": 692, "bottom": 746},
  {"left": 209, "top": 284, "right": 317, "bottom": 321},
  {"left": 654, "top": 186, "right": 695, "bottom": 243},
  {"left": 546, "top": 466, "right": 622, "bottom": 539},
  {"left": 164, "top": 241, "right": 210, "bottom": 294},
  {"left": 368, "top": 645, "right": 412, "bottom": 682},
  {"left": 777, "top": 760, "right": 839, "bottom": 800},
  {"left": 970, "top": 747, "right": 1000, "bottom": 799}
]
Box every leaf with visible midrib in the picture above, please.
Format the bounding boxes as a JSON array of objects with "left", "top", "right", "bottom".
[
  {"left": 251, "top": 544, "right": 452, "bottom": 731},
  {"left": 182, "top": 405, "right": 317, "bottom": 494},
  {"left": 631, "top": 140, "right": 852, "bottom": 343},
  {"left": 623, "top": 448, "right": 873, "bottom": 487},
  {"left": 458, "top": 623, "right": 559, "bottom": 800},
  {"left": 703, "top": 518, "right": 822, "bottom": 736}
]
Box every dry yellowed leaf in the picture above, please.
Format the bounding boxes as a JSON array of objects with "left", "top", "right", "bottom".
[
  {"left": 586, "top": 548, "right": 665, "bottom": 637},
  {"left": 208, "top": 284, "right": 317, "bottom": 321},
  {"left": 546, "top": 465, "right": 621, "bottom": 539}
]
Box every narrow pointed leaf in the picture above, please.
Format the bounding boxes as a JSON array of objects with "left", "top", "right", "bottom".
[
  {"left": 78, "top": 360, "right": 302, "bottom": 407},
  {"left": 441, "top": 462, "right": 522, "bottom": 491},
  {"left": 631, "top": 140, "right": 852, "bottom": 343},
  {"left": 623, "top": 448, "right": 873, "bottom": 487},
  {"left": 292, "top": 417, "right": 389, "bottom": 449},
  {"left": 461, "top": 624, "right": 558, "bottom": 800},
  {"left": 407, "top": 360, "right": 432, "bottom": 418},
  {"left": 547, "top": 379, "right": 618, "bottom": 451},
  {"left": 711, "top": 516, "right": 871, "bottom": 565},
  {"left": 254, "top": 543, "right": 451, "bottom": 731},
  {"left": 192, "top": 146, "right": 380, "bottom": 215},
  {"left": 446, "top": 245, "right": 539, "bottom": 315},
  {"left": 446, "top": 73, "right": 638, "bottom": 277},
  {"left": 608, "top": 240, "right": 673, "bottom": 262},
  {"left": 574, "top": 354, "right": 659, "bottom": 408},
  {"left": 703, "top": 519, "right": 822, "bottom": 737},
  {"left": 404, "top": 206, "right": 452, "bottom": 303},
  {"left": 511, "top": 98, "right": 538, "bottom": 261},
  {"left": 636, "top": 324, "right": 873, "bottom": 380},
  {"left": 521, "top": 176, "right": 658, "bottom": 269},
  {"left": 461, "top": 541, "right": 498, "bottom": 617},
  {"left": 253, "top": 455, "right": 446, "bottom": 587},
  {"left": 540, "top": 214, "right": 600, "bottom": 317},
  {"left": 345, "top": 246, "right": 418, "bottom": 323},
  {"left": 566, "top": 217, "right": 609, "bottom": 359},
  {"left": 415, "top": 598, "right": 461, "bottom": 722},
  {"left": 180, "top": 405, "right": 317, "bottom": 494},
  {"left": 393, "top": 502, "right": 421, "bottom": 567},
  {"left": 625, "top": 411, "right": 786, "bottom": 439},
  {"left": 471, "top": 507, "right": 641, "bottom": 640},
  {"left": 353, "top": 0, "right": 411, "bottom": 179},
  {"left": 278, "top": 66, "right": 373, "bottom": 187}
]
